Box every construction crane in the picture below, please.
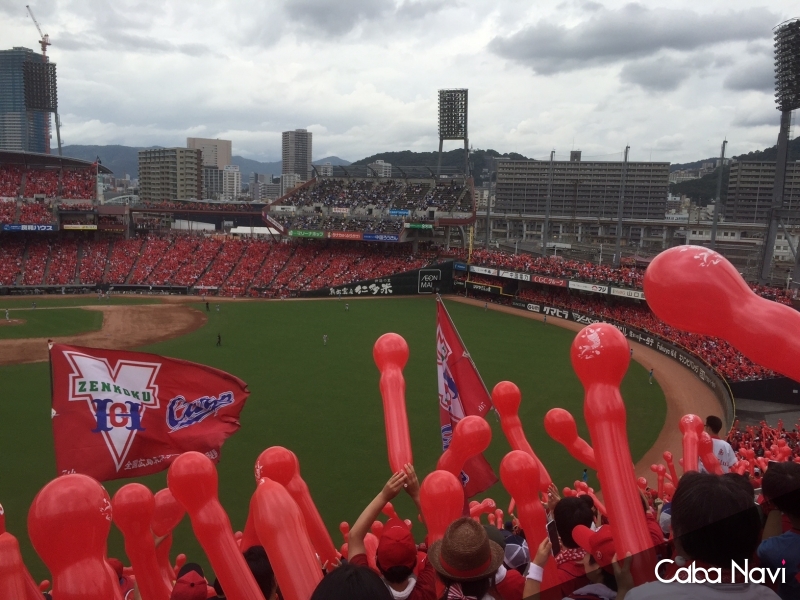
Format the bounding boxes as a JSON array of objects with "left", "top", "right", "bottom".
[{"left": 26, "top": 5, "right": 51, "bottom": 58}]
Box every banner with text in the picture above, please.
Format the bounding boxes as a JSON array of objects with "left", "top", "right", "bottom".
[
  {"left": 3, "top": 224, "right": 54, "bottom": 232},
  {"left": 610, "top": 287, "right": 646, "bottom": 300},
  {"left": 301, "top": 262, "right": 453, "bottom": 298},
  {"left": 568, "top": 281, "right": 609, "bottom": 294}
]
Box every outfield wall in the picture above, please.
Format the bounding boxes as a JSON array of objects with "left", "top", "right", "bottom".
[
  {"left": 300, "top": 262, "right": 454, "bottom": 298},
  {"left": 505, "top": 298, "right": 736, "bottom": 428}
]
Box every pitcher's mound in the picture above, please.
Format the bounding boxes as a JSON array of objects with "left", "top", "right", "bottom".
[{"left": 0, "top": 319, "right": 25, "bottom": 327}]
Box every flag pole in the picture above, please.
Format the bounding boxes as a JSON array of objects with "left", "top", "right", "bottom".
[{"left": 436, "top": 294, "right": 494, "bottom": 404}]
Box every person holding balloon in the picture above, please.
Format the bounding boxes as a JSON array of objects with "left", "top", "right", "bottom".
[{"left": 347, "top": 464, "right": 437, "bottom": 600}]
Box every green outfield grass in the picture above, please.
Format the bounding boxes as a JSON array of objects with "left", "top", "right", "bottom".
[
  {"left": 0, "top": 296, "right": 161, "bottom": 310},
  {"left": 0, "top": 296, "right": 666, "bottom": 581},
  {"left": 0, "top": 308, "right": 104, "bottom": 339}
]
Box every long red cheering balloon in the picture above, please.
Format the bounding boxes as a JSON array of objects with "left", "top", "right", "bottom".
[
  {"left": 373, "top": 333, "right": 414, "bottom": 473},
  {"left": 436, "top": 415, "right": 492, "bottom": 480},
  {"left": 28, "top": 474, "right": 122, "bottom": 600},
  {"left": 253, "top": 477, "right": 322, "bottom": 600},
  {"left": 500, "top": 450, "right": 559, "bottom": 591},
  {"left": 419, "top": 470, "right": 463, "bottom": 545},
  {"left": 152, "top": 488, "right": 184, "bottom": 588},
  {"left": 112, "top": 484, "right": 171, "bottom": 600},
  {"left": 491, "top": 381, "right": 553, "bottom": 493},
  {"left": 0, "top": 532, "right": 41, "bottom": 600},
  {"left": 255, "top": 446, "right": 339, "bottom": 569},
  {"left": 699, "top": 432, "right": 724, "bottom": 475},
  {"left": 167, "top": 452, "right": 264, "bottom": 600},
  {"left": 570, "top": 323, "right": 655, "bottom": 581},
  {"left": 679, "top": 414, "right": 703, "bottom": 473},
  {"left": 644, "top": 246, "right": 800, "bottom": 382},
  {"left": 544, "top": 408, "right": 596, "bottom": 469}
]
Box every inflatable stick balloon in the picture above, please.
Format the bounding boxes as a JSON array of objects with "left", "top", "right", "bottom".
[
  {"left": 256, "top": 447, "right": 339, "bottom": 569},
  {"left": 0, "top": 532, "right": 41, "bottom": 600},
  {"left": 167, "top": 452, "right": 264, "bottom": 600},
  {"left": 663, "top": 451, "right": 679, "bottom": 485},
  {"left": 240, "top": 501, "right": 260, "bottom": 554},
  {"left": 650, "top": 465, "right": 666, "bottom": 500},
  {"left": 636, "top": 477, "right": 648, "bottom": 491},
  {"left": 644, "top": 246, "right": 800, "bottom": 382},
  {"left": 699, "top": 432, "right": 724, "bottom": 475},
  {"left": 382, "top": 502, "right": 400, "bottom": 521},
  {"left": 371, "top": 521, "right": 384, "bottom": 539},
  {"left": 253, "top": 478, "right": 322, "bottom": 600},
  {"left": 112, "top": 484, "right": 171, "bottom": 600},
  {"left": 28, "top": 474, "right": 122, "bottom": 600},
  {"left": 586, "top": 489, "right": 608, "bottom": 518},
  {"left": 494, "top": 509, "right": 504, "bottom": 530},
  {"left": 468, "top": 498, "right": 496, "bottom": 520},
  {"left": 570, "top": 324, "right": 655, "bottom": 581},
  {"left": 680, "top": 415, "right": 703, "bottom": 473},
  {"left": 544, "top": 408, "right": 597, "bottom": 470},
  {"left": 373, "top": 333, "right": 413, "bottom": 473},
  {"left": 339, "top": 522, "right": 350, "bottom": 543},
  {"left": 436, "top": 415, "right": 492, "bottom": 482},
  {"left": 152, "top": 489, "right": 184, "bottom": 586},
  {"left": 363, "top": 533, "right": 380, "bottom": 571},
  {"left": 491, "top": 381, "right": 552, "bottom": 493},
  {"left": 500, "top": 451, "right": 559, "bottom": 591},
  {"left": 419, "top": 470, "right": 463, "bottom": 545},
  {"left": 487, "top": 513, "right": 496, "bottom": 526}
]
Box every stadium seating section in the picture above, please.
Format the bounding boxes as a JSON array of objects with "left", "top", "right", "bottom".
[
  {"left": 1, "top": 234, "right": 796, "bottom": 383},
  {"left": 0, "top": 164, "right": 95, "bottom": 200}
]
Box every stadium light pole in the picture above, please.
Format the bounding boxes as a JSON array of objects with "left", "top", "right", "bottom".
[
  {"left": 709, "top": 139, "right": 727, "bottom": 251},
  {"left": 542, "top": 150, "right": 555, "bottom": 255},
  {"left": 613, "top": 146, "right": 630, "bottom": 268},
  {"left": 762, "top": 19, "right": 800, "bottom": 284}
]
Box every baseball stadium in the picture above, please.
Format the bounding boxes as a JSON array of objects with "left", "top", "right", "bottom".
[{"left": 1, "top": 11, "right": 800, "bottom": 598}]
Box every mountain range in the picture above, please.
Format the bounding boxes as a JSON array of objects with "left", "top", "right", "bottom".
[{"left": 59, "top": 145, "right": 351, "bottom": 179}]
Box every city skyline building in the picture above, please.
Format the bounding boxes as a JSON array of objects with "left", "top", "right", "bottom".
[
  {"left": 187, "top": 137, "right": 232, "bottom": 169},
  {"left": 0, "top": 47, "right": 52, "bottom": 153},
  {"left": 138, "top": 147, "right": 202, "bottom": 201},
  {"left": 222, "top": 164, "right": 241, "bottom": 201},
  {"left": 725, "top": 160, "right": 800, "bottom": 224},
  {"left": 282, "top": 129, "right": 312, "bottom": 181}
]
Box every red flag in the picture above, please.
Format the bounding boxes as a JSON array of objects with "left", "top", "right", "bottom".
[
  {"left": 49, "top": 344, "right": 249, "bottom": 481},
  {"left": 436, "top": 298, "right": 498, "bottom": 498}
]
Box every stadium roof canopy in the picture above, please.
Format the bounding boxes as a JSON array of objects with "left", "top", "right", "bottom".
[{"left": 0, "top": 150, "right": 112, "bottom": 174}]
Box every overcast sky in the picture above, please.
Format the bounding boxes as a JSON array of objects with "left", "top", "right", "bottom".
[{"left": 0, "top": 0, "right": 796, "bottom": 163}]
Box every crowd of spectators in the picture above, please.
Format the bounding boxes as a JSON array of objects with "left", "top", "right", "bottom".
[
  {"left": 513, "top": 286, "right": 774, "bottom": 381},
  {"left": 425, "top": 181, "right": 466, "bottom": 212},
  {"left": 18, "top": 202, "right": 53, "bottom": 224},
  {"left": 728, "top": 419, "right": 800, "bottom": 465},
  {"left": 45, "top": 238, "right": 79, "bottom": 285},
  {"left": 60, "top": 169, "right": 96, "bottom": 199},
  {"left": 0, "top": 165, "right": 22, "bottom": 197},
  {"left": 58, "top": 202, "right": 94, "bottom": 212},
  {"left": 0, "top": 199, "right": 16, "bottom": 224},
  {"left": 0, "top": 237, "right": 25, "bottom": 285},
  {"left": 145, "top": 236, "right": 199, "bottom": 286},
  {"left": 197, "top": 239, "right": 247, "bottom": 290},
  {"left": 280, "top": 179, "right": 403, "bottom": 210},
  {"left": 21, "top": 238, "right": 49, "bottom": 285},
  {"left": 105, "top": 237, "right": 144, "bottom": 284},
  {"left": 79, "top": 238, "right": 111, "bottom": 285},
  {"left": 172, "top": 238, "right": 224, "bottom": 287},
  {"left": 133, "top": 200, "right": 262, "bottom": 213},
  {"left": 129, "top": 235, "right": 174, "bottom": 284}
]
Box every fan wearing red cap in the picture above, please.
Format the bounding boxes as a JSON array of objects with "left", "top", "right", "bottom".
[
  {"left": 348, "top": 465, "right": 437, "bottom": 600},
  {"left": 171, "top": 564, "right": 210, "bottom": 600}
]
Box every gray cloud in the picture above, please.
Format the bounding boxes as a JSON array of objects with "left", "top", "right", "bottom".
[
  {"left": 280, "top": 0, "right": 392, "bottom": 37},
  {"left": 620, "top": 56, "right": 690, "bottom": 92},
  {"left": 723, "top": 56, "right": 775, "bottom": 92},
  {"left": 489, "top": 4, "right": 778, "bottom": 74}
]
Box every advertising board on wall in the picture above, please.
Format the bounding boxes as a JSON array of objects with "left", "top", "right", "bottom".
[
  {"left": 2, "top": 224, "right": 54, "bottom": 232},
  {"left": 468, "top": 265, "right": 498, "bottom": 276},
  {"left": 362, "top": 233, "right": 399, "bottom": 242},
  {"left": 302, "top": 262, "right": 453, "bottom": 297},
  {"left": 610, "top": 287, "right": 646, "bottom": 300},
  {"left": 329, "top": 231, "right": 363, "bottom": 240},
  {"left": 62, "top": 224, "right": 98, "bottom": 230},
  {"left": 568, "top": 281, "right": 609, "bottom": 294},
  {"left": 288, "top": 229, "right": 324, "bottom": 238},
  {"left": 390, "top": 209, "right": 411, "bottom": 216}
]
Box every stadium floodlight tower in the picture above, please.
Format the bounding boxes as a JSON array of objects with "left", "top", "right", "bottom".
[
  {"left": 437, "top": 89, "right": 469, "bottom": 176},
  {"left": 761, "top": 18, "right": 800, "bottom": 284}
]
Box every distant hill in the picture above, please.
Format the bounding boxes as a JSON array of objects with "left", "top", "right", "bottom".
[
  {"left": 352, "top": 149, "right": 529, "bottom": 185},
  {"left": 60, "top": 145, "right": 350, "bottom": 178}
]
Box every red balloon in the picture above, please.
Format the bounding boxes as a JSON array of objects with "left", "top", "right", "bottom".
[
  {"left": 679, "top": 415, "right": 704, "bottom": 473},
  {"left": 381, "top": 502, "right": 400, "bottom": 521},
  {"left": 491, "top": 381, "right": 553, "bottom": 493},
  {"left": 487, "top": 513, "right": 496, "bottom": 526},
  {"left": 112, "top": 484, "right": 171, "bottom": 600},
  {"left": 419, "top": 471, "right": 463, "bottom": 545},
  {"left": 0, "top": 532, "right": 41, "bottom": 600},
  {"left": 494, "top": 509, "right": 504, "bottom": 530},
  {"left": 500, "top": 451, "right": 559, "bottom": 591},
  {"left": 339, "top": 522, "right": 350, "bottom": 543},
  {"left": 468, "top": 498, "right": 496, "bottom": 520},
  {"left": 363, "top": 533, "right": 379, "bottom": 571},
  {"left": 373, "top": 333, "right": 413, "bottom": 473},
  {"left": 586, "top": 489, "right": 608, "bottom": 517},
  {"left": 543, "top": 408, "right": 597, "bottom": 469},
  {"left": 252, "top": 477, "right": 323, "bottom": 600},
  {"left": 255, "top": 447, "right": 339, "bottom": 569},
  {"left": 663, "top": 482, "right": 676, "bottom": 500},
  {"left": 152, "top": 489, "right": 184, "bottom": 587},
  {"left": 28, "top": 474, "right": 122, "bottom": 600},
  {"left": 239, "top": 500, "right": 260, "bottom": 554},
  {"left": 644, "top": 246, "right": 800, "bottom": 382},
  {"left": 436, "top": 415, "right": 492, "bottom": 480},
  {"left": 699, "top": 432, "right": 724, "bottom": 475},
  {"left": 650, "top": 465, "right": 666, "bottom": 500},
  {"left": 167, "top": 452, "right": 264, "bottom": 600},
  {"left": 637, "top": 477, "right": 648, "bottom": 491},
  {"left": 570, "top": 324, "right": 655, "bottom": 580},
  {"left": 662, "top": 451, "right": 679, "bottom": 485},
  {"left": 371, "top": 521, "right": 384, "bottom": 539}
]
